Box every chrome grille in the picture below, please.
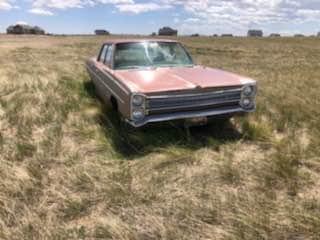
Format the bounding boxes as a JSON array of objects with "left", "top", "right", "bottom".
[{"left": 146, "top": 89, "right": 242, "bottom": 115}]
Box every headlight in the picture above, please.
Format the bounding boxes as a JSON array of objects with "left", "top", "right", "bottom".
[
  {"left": 243, "top": 85, "right": 254, "bottom": 96},
  {"left": 241, "top": 98, "right": 253, "bottom": 108},
  {"left": 240, "top": 83, "right": 256, "bottom": 110},
  {"left": 132, "top": 109, "right": 145, "bottom": 120},
  {"left": 132, "top": 95, "right": 144, "bottom": 106}
]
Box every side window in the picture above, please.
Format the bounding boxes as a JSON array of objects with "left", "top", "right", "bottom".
[
  {"left": 98, "top": 45, "right": 109, "bottom": 62},
  {"left": 105, "top": 45, "right": 113, "bottom": 66}
]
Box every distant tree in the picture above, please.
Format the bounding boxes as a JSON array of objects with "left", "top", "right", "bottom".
[
  {"left": 270, "top": 33, "right": 281, "bottom": 37},
  {"left": 190, "top": 33, "right": 200, "bottom": 37},
  {"left": 6, "top": 25, "right": 14, "bottom": 34},
  {"left": 31, "top": 26, "right": 45, "bottom": 35},
  {"left": 248, "top": 29, "right": 263, "bottom": 37},
  {"left": 221, "top": 34, "right": 233, "bottom": 37},
  {"left": 6, "top": 24, "right": 45, "bottom": 35},
  {"left": 94, "top": 29, "right": 110, "bottom": 35},
  {"left": 158, "top": 27, "right": 178, "bottom": 36}
]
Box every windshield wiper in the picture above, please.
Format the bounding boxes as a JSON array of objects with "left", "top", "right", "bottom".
[
  {"left": 155, "top": 64, "right": 194, "bottom": 68},
  {"left": 117, "top": 66, "right": 150, "bottom": 70},
  {"left": 117, "top": 64, "right": 194, "bottom": 70}
]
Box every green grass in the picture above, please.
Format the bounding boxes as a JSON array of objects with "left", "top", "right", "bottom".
[{"left": 0, "top": 35, "right": 320, "bottom": 239}]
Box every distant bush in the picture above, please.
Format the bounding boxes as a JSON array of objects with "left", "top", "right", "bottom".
[
  {"left": 7, "top": 24, "right": 45, "bottom": 35},
  {"left": 94, "top": 29, "right": 110, "bottom": 35},
  {"left": 158, "top": 26, "right": 178, "bottom": 36}
]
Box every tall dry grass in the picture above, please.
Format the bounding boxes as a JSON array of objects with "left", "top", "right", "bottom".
[{"left": 0, "top": 35, "right": 320, "bottom": 239}]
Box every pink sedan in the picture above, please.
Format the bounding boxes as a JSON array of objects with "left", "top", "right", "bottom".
[{"left": 86, "top": 39, "right": 257, "bottom": 127}]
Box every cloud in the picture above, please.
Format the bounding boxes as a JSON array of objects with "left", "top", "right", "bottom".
[
  {"left": 184, "top": 18, "right": 200, "bottom": 23},
  {"left": 115, "top": 2, "right": 172, "bottom": 14},
  {"left": 296, "top": 9, "right": 320, "bottom": 21},
  {"left": 32, "top": 0, "right": 87, "bottom": 10},
  {"left": 27, "top": 0, "right": 134, "bottom": 16},
  {"left": 23, "top": 0, "right": 320, "bottom": 34},
  {"left": 97, "top": 0, "right": 133, "bottom": 4},
  {"left": 159, "top": 0, "right": 320, "bottom": 34},
  {"left": 29, "top": 0, "right": 171, "bottom": 14},
  {"left": 29, "top": 8, "right": 54, "bottom": 15},
  {"left": 16, "top": 21, "right": 28, "bottom": 25},
  {"left": 31, "top": 0, "right": 133, "bottom": 10},
  {"left": 0, "top": 0, "right": 13, "bottom": 10}
]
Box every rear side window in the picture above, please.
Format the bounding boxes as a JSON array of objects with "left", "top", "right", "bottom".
[
  {"left": 105, "top": 45, "right": 113, "bottom": 66},
  {"left": 98, "top": 44, "right": 109, "bottom": 62}
]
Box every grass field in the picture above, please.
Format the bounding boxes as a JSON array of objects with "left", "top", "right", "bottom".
[{"left": 0, "top": 34, "right": 320, "bottom": 239}]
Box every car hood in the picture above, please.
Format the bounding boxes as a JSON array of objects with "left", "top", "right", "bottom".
[{"left": 113, "top": 65, "right": 255, "bottom": 93}]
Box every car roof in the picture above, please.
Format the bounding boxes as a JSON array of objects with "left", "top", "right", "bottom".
[{"left": 103, "top": 38, "right": 179, "bottom": 44}]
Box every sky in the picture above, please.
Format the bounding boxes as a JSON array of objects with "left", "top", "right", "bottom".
[{"left": 0, "top": 0, "right": 320, "bottom": 36}]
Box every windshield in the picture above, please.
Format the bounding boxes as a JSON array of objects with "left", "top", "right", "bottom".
[{"left": 114, "top": 42, "right": 193, "bottom": 70}]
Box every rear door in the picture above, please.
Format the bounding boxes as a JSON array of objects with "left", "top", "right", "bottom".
[
  {"left": 95, "top": 44, "right": 114, "bottom": 91},
  {"left": 87, "top": 44, "right": 108, "bottom": 82},
  {"left": 89, "top": 44, "right": 112, "bottom": 102},
  {"left": 95, "top": 44, "right": 129, "bottom": 108},
  {"left": 90, "top": 43, "right": 130, "bottom": 116}
]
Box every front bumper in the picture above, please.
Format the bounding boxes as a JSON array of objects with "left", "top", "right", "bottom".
[{"left": 126, "top": 106, "right": 254, "bottom": 127}]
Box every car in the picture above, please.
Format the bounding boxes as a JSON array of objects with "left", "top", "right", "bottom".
[{"left": 86, "top": 39, "right": 257, "bottom": 127}]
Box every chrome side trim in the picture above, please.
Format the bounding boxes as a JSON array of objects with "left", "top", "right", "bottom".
[{"left": 87, "top": 66, "right": 125, "bottom": 104}]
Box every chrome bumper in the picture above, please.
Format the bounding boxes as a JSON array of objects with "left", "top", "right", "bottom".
[{"left": 127, "top": 107, "right": 254, "bottom": 127}]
